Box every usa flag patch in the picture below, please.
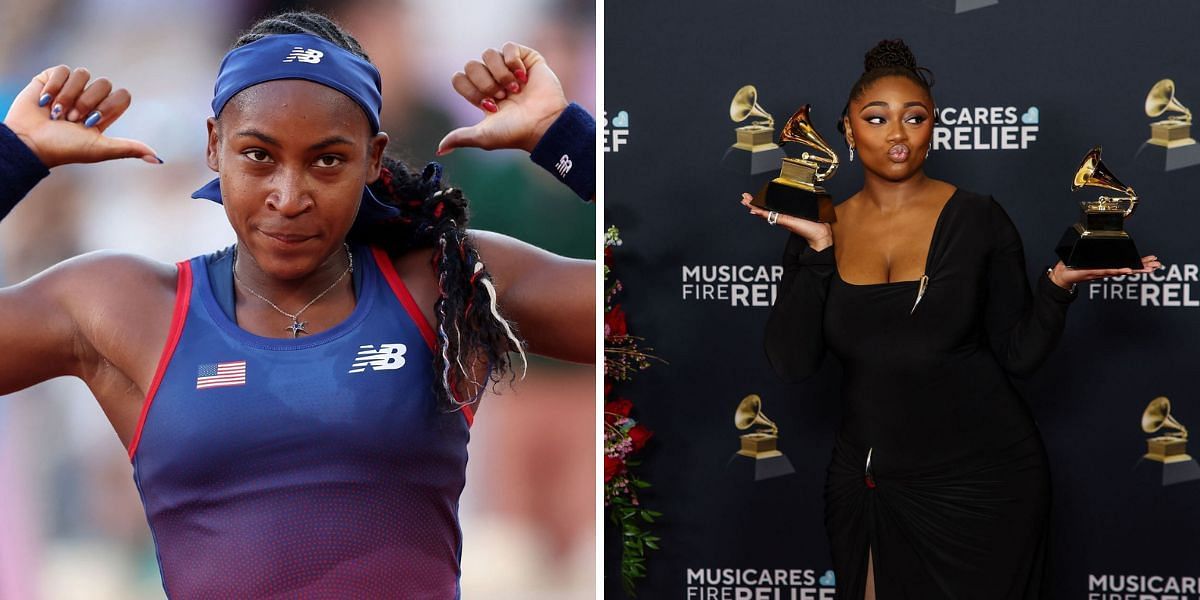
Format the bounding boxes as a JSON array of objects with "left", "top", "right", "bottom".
[{"left": 196, "top": 361, "right": 247, "bottom": 389}]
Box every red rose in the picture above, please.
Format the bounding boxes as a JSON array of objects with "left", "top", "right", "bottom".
[
  {"left": 604, "top": 456, "right": 625, "bottom": 482},
  {"left": 606, "top": 398, "right": 633, "bottom": 418},
  {"left": 605, "top": 304, "right": 628, "bottom": 338},
  {"left": 604, "top": 381, "right": 613, "bottom": 398},
  {"left": 628, "top": 424, "right": 653, "bottom": 452}
]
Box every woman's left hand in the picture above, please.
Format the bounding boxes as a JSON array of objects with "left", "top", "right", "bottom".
[
  {"left": 437, "top": 42, "right": 568, "bottom": 156},
  {"left": 1049, "top": 255, "right": 1162, "bottom": 289}
]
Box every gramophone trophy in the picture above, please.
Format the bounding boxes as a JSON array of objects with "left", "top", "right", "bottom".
[
  {"left": 750, "top": 105, "right": 838, "bottom": 223},
  {"left": 1054, "top": 146, "right": 1143, "bottom": 270},
  {"left": 1137, "top": 396, "right": 1200, "bottom": 486},
  {"left": 720, "top": 85, "right": 785, "bottom": 176},
  {"left": 727, "top": 394, "right": 794, "bottom": 481},
  {"left": 1139, "top": 79, "right": 1200, "bottom": 171}
]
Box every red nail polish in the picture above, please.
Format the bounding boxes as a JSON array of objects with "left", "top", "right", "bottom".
[
  {"left": 507, "top": 82, "right": 520, "bottom": 94},
  {"left": 514, "top": 69, "right": 527, "bottom": 84},
  {"left": 481, "top": 98, "right": 498, "bottom": 113}
]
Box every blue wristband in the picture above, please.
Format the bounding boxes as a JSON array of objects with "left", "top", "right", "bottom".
[
  {"left": 529, "top": 102, "right": 595, "bottom": 202},
  {"left": 0, "top": 123, "right": 50, "bottom": 220}
]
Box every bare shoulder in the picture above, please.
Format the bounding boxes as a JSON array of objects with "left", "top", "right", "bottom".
[
  {"left": 468, "top": 229, "right": 543, "bottom": 258},
  {"left": 44, "top": 250, "right": 178, "bottom": 302},
  {"left": 928, "top": 178, "right": 958, "bottom": 200},
  {"left": 833, "top": 191, "right": 865, "bottom": 228}
]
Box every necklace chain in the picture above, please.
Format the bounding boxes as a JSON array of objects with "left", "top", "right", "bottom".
[{"left": 232, "top": 243, "right": 353, "bottom": 337}]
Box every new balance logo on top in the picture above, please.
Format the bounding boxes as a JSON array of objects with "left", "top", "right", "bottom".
[
  {"left": 349, "top": 344, "right": 407, "bottom": 373},
  {"left": 555, "top": 154, "right": 573, "bottom": 177},
  {"left": 283, "top": 47, "right": 324, "bottom": 64}
]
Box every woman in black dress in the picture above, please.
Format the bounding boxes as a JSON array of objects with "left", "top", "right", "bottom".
[{"left": 740, "top": 40, "right": 1159, "bottom": 599}]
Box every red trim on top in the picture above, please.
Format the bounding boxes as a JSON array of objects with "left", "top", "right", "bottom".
[
  {"left": 373, "top": 247, "right": 474, "bottom": 428},
  {"left": 372, "top": 247, "right": 436, "bottom": 351},
  {"left": 128, "top": 261, "right": 193, "bottom": 461}
]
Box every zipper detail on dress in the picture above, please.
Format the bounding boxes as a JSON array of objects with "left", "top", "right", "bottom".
[
  {"left": 910, "top": 274, "right": 929, "bottom": 315},
  {"left": 864, "top": 447, "right": 876, "bottom": 489}
]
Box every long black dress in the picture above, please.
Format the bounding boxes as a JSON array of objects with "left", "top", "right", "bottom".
[{"left": 765, "top": 189, "right": 1077, "bottom": 599}]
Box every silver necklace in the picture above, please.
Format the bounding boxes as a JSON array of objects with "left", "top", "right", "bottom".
[{"left": 232, "top": 244, "right": 353, "bottom": 338}]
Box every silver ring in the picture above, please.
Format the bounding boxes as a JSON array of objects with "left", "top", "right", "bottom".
[{"left": 767, "top": 211, "right": 779, "bottom": 225}]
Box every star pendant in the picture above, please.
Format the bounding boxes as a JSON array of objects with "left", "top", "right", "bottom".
[{"left": 287, "top": 319, "right": 309, "bottom": 338}]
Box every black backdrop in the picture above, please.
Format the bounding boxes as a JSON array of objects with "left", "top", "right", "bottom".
[{"left": 604, "top": 1, "right": 1200, "bottom": 598}]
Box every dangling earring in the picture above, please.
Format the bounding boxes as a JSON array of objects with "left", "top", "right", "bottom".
[
  {"left": 849, "top": 146, "right": 855, "bottom": 162},
  {"left": 925, "top": 146, "right": 931, "bottom": 159}
]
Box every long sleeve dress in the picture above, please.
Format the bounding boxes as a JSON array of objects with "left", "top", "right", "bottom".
[{"left": 765, "top": 188, "right": 1077, "bottom": 599}]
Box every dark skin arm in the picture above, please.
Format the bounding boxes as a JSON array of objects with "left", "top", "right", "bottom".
[
  {"left": 416, "top": 44, "right": 594, "bottom": 363},
  {"left": 0, "top": 252, "right": 177, "bottom": 448},
  {"left": 392, "top": 231, "right": 595, "bottom": 365},
  {"left": 3, "top": 65, "right": 175, "bottom": 448},
  {"left": 470, "top": 230, "right": 594, "bottom": 363}
]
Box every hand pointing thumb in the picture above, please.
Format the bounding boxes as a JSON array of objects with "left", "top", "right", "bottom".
[
  {"left": 93, "top": 135, "right": 163, "bottom": 164},
  {"left": 436, "top": 125, "right": 484, "bottom": 157}
]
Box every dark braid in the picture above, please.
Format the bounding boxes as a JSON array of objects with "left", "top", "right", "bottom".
[
  {"left": 231, "top": 11, "right": 524, "bottom": 410},
  {"left": 837, "top": 39, "right": 936, "bottom": 139}
]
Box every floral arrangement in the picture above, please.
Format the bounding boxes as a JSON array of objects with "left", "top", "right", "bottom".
[{"left": 603, "top": 225, "right": 662, "bottom": 596}]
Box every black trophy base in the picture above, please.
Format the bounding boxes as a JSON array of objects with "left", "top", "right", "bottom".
[
  {"left": 1055, "top": 225, "right": 1141, "bottom": 270},
  {"left": 1133, "top": 141, "right": 1200, "bottom": 172},
  {"left": 752, "top": 180, "right": 836, "bottom": 222},
  {"left": 1133, "top": 457, "right": 1200, "bottom": 486},
  {"left": 721, "top": 145, "right": 785, "bottom": 176},
  {"left": 726, "top": 452, "right": 795, "bottom": 481},
  {"left": 924, "top": 0, "right": 998, "bottom": 13}
]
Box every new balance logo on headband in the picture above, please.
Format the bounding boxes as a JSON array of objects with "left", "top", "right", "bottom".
[
  {"left": 555, "top": 154, "right": 573, "bottom": 177},
  {"left": 283, "top": 47, "right": 324, "bottom": 64}
]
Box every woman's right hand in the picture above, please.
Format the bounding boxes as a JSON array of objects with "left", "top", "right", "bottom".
[
  {"left": 3, "top": 65, "right": 160, "bottom": 168},
  {"left": 740, "top": 193, "right": 833, "bottom": 251}
]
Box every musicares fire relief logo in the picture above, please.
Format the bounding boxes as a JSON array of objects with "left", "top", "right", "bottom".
[
  {"left": 603, "top": 110, "right": 630, "bottom": 152},
  {"left": 1087, "top": 573, "right": 1200, "bottom": 599},
  {"left": 681, "top": 264, "right": 783, "bottom": 307},
  {"left": 685, "top": 567, "right": 835, "bottom": 599},
  {"left": 1084, "top": 263, "right": 1200, "bottom": 308},
  {"left": 932, "top": 105, "right": 1039, "bottom": 151}
]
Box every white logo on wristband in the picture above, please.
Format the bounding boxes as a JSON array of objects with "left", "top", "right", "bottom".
[
  {"left": 555, "top": 154, "right": 573, "bottom": 177},
  {"left": 283, "top": 48, "right": 325, "bottom": 64}
]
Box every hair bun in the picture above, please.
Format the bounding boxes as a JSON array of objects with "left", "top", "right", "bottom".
[{"left": 864, "top": 39, "right": 918, "bottom": 72}]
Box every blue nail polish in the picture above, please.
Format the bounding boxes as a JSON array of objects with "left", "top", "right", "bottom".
[
  {"left": 38, "top": 93, "right": 51, "bottom": 107},
  {"left": 83, "top": 111, "right": 101, "bottom": 128},
  {"left": 50, "top": 104, "right": 62, "bottom": 120}
]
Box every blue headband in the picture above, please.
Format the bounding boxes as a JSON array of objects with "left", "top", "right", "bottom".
[{"left": 192, "top": 33, "right": 399, "bottom": 224}]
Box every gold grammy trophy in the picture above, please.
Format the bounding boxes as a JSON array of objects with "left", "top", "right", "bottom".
[
  {"left": 750, "top": 105, "right": 838, "bottom": 222},
  {"left": 1054, "top": 146, "right": 1143, "bottom": 270},
  {"left": 1138, "top": 79, "right": 1200, "bottom": 171},
  {"left": 720, "top": 85, "right": 786, "bottom": 176},
  {"left": 728, "top": 394, "right": 794, "bottom": 481},
  {"left": 1138, "top": 396, "right": 1200, "bottom": 486}
]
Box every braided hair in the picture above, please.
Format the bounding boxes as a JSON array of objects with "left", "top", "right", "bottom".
[
  {"left": 229, "top": 11, "right": 525, "bottom": 411},
  {"left": 837, "top": 39, "right": 936, "bottom": 140}
]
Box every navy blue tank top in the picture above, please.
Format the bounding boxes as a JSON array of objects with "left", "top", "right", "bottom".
[{"left": 128, "top": 245, "right": 473, "bottom": 598}]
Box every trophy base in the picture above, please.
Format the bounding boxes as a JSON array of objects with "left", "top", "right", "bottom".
[
  {"left": 1148, "top": 120, "right": 1196, "bottom": 148},
  {"left": 1133, "top": 139, "right": 1200, "bottom": 172},
  {"left": 924, "top": 0, "right": 998, "bottom": 13},
  {"left": 1055, "top": 224, "right": 1141, "bottom": 270},
  {"left": 726, "top": 451, "right": 795, "bottom": 481},
  {"left": 1134, "top": 456, "right": 1200, "bottom": 486},
  {"left": 751, "top": 180, "right": 837, "bottom": 223},
  {"left": 721, "top": 145, "right": 784, "bottom": 177},
  {"left": 1145, "top": 435, "right": 1190, "bottom": 462}
]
